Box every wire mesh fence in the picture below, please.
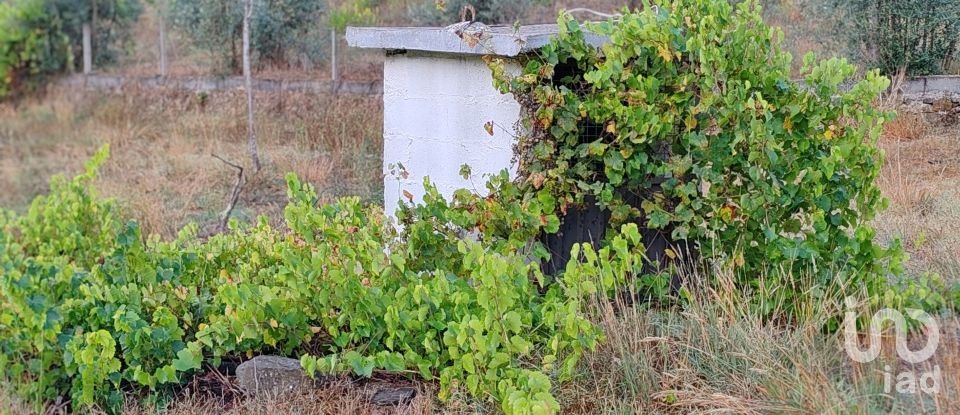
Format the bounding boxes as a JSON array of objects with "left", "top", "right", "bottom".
[{"left": 102, "top": 2, "right": 386, "bottom": 83}]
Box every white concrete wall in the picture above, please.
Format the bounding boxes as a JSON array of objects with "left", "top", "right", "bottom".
[{"left": 383, "top": 52, "right": 520, "bottom": 215}]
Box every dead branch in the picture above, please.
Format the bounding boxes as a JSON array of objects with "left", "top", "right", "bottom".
[{"left": 212, "top": 154, "right": 245, "bottom": 232}]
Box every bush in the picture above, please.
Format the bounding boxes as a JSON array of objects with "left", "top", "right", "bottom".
[
  {"left": 408, "top": 0, "right": 537, "bottom": 25},
  {"left": 0, "top": 0, "right": 70, "bottom": 98},
  {"left": 45, "top": 0, "right": 144, "bottom": 67},
  {"left": 327, "top": 0, "right": 376, "bottom": 34},
  {"left": 488, "top": 0, "right": 907, "bottom": 317},
  {"left": 168, "top": 0, "right": 326, "bottom": 72},
  {"left": 841, "top": 0, "right": 960, "bottom": 75},
  {"left": 0, "top": 147, "right": 623, "bottom": 414},
  {"left": 0, "top": 0, "right": 142, "bottom": 98}
]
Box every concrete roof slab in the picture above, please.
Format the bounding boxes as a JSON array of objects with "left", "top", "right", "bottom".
[{"left": 346, "top": 23, "right": 607, "bottom": 57}]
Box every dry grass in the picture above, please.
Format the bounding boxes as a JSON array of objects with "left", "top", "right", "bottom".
[
  {"left": 875, "top": 124, "right": 960, "bottom": 280},
  {"left": 882, "top": 111, "right": 929, "bottom": 142},
  {"left": 0, "top": 86, "right": 383, "bottom": 239},
  {"left": 123, "top": 379, "right": 437, "bottom": 415},
  {"left": 558, "top": 265, "right": 960, "bottom": 415},
  {"left": 1, "top": 379, "right": 440, "bottom": 415},
  {"left": 759, "top": 0, "right": 849, "bottom": 75}
]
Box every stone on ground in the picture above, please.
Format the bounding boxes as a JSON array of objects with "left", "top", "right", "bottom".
[
  {"left": 371, "top": 386, "right": 418, "bottom": 406},
  {"left": 235, "top": 355, "right": 313, "bottom": 396}
]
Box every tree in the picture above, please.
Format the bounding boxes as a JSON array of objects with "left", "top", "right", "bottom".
[
  {"left": 168, "top": 0, "right": 325, "bottom": 72},
  {"left": 408, "top": 0, "right": 536, "bottom": 25},
  {"left": 1, "top": 0, "right": 141, "bottom": 98},
  {"left": 46, "top": 0, "right": 143, "bottom": 66},
  {"left": 0, "top": 0, "right": 68, "bottom": 97},
  {"left": 327, "top": 0, "right": 375, "bottom": 33},
  {"left": 841, "top": 0, "right": 960, "bottom": 75}
]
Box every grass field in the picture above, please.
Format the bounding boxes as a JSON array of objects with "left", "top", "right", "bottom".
[
  {"left": 1, "top": 84, "right": 959, "bottom": 413},
  {"left": 0, "top": 86, "right": 383, "bottom": 239}
]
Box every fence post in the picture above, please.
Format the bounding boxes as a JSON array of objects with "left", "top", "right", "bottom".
[
  {"left": 82, "top": 23, "right": 93, "bottom": 75},
  {"left": 159, "top": 16, "right": 168, "bottom": 77},
  {"left": 331, "top": 28, "right": 338, "bottom": 82}
]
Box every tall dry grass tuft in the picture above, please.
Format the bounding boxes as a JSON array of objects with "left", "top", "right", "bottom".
[
  {"left": 883, "top": 111, "right": 928, "bottom": 142},
  {"left": 878, "top": 70, "right": 927, "bottom": 143},
  {"left": 560, "top": 262, "right": 960, "bottom": 415}
]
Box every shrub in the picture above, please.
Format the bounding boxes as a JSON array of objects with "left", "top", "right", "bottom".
[
  {"left": 0, "top": 0, "right": 70, "bottom": 98},
  {"left": 45, "top": 0, "right": 144, "bottom": 67},
  {"left": 487, "top": 0, "right": 905, "bottom": 317},
  {"left": 168, "top": 0, "right": 326, "bottom": 72},
  {"left": 0, "top": 0, "right": 142, "bottom": 98},
  {"left": 841, "top": 0, "right": 960, "bottom": 75},
  {"left": 0, "top": 148, "right": 625, "bottom": 414},
  {"left": 408, "top": 0, "right": 537, "bottom": 25},
  {"left": 327, "top": 0, "right": 376, "bottom": 34}
]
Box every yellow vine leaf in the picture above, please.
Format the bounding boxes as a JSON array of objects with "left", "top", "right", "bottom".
[
  {"left": 657, "top": 44, "right": 673, "bottom": 62},
  {"left": 484, "top": 121, "right": 494, "bottom": 136}
]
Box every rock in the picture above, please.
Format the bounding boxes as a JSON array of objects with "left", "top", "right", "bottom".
[
  {"left": 235, "top": 355, "right": 313, "bottom": 396},
  {"left": 941, "top": 107, "right": 960, "bottom": 126},
  {"left": 901, "top": 100, "right": 933, "bottom": 113},
  {"left": 932, "top": 97, "right": 955, "bottom": 112},
  {"left": 371, "top": 386, "right": 418, "bottom": 406}
]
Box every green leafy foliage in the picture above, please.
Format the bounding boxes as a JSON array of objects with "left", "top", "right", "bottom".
[
  {"left": 168, "top": 0, "right": 327, "bottom": 72},
  {"left": 408, "top": 0, "right": 538, "bottom": 25},
  {"left": 0, "top": 0, "right": 70, "bottom": 98},
  {"left": 48, "top": 0, "right": 145, "bottom": 67},
  {"left": 839, "top": 0, "right": 960, "bottom": 75},
  {"left": 0, "top": 149, "right": 635, "bottom": 414},
  {"left": 488, "top": 0, "right": 907, "bottom": 317},
  {"left": 0, "top": 0, "right": 142, "bottom": 98},
  {"left": 327, "top": 0, "right": 376, "bottom": 34}
]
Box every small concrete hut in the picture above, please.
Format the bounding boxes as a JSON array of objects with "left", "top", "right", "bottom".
[
  {"left": 346, "top": 23, "right": 606, "bottom": 215},
  {"left": 349, "top": 23, "right": 692, "bottom": 281}
]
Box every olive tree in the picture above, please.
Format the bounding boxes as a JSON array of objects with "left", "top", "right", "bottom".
[
  {"left": 168, "top": 0, "right": 325, "bottom": 72},
  {"left": 841, "top": 0, "right": 960, "bottom": 75},
  {"left": 408, "top": 0, "right": 537, "bottom": 25}
]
